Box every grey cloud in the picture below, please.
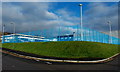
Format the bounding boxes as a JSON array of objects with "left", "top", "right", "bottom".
[
  {"left": 56, "top": 8, "right": 80, "bottom": 25},
  {"left": 83, "top": 2, "right": 118, "bottom": 32},
  {"left": 2, "top": 2, "right": 59, "bottom": 33}
]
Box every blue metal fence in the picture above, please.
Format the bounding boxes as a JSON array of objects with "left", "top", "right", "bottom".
[{"left": 1, "top": 26, "right": 120, "bottom": 45}]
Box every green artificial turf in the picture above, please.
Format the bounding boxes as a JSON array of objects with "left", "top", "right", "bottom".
[{"left": 1, "top": 41, "right": 120, "bottom": 58}]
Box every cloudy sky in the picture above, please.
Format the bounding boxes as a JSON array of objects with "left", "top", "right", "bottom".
[{"left": 1, "top": 2, "right": 119, "bottom": 37}]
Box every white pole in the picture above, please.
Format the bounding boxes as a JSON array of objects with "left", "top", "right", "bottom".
[
  {"left": 29, "top": 26, "right": 31, "bottom": 42},
  {"left": 10, "top": 22, "right": 15, "bottom": 48},
  {"left": 2, "top": 24, "right": 5, "bottom": 43},
  {"left": 77, "top": 24, "right": 78, "bottom": 41},
  {"left": 14, "top": 23, "right": 15, "bottom": 35},
  {"left": 13, "top": 23, "right": 15, "bottom": 44},
  {"left": 11, "top": 22, "right": 15, "bottom": 42},
  {"left": 58, "top": 16, "right": 61, "bottom": 41},
  {"left": 108, "top": 21, "right": 112, "bottom": 44},
  {"left": 79, "top": 4, "right": 83, "bottom": 41},
  {"left": 67, "top": 26, "right": 69, "bottom": 41},
  {"left": 3, "top": 24, "right": 5, "bottom": 35}
]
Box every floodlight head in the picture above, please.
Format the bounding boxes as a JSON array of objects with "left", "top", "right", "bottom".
[
  {"left": 79, "top": 4, "right": 83, "bottom": 6},
  {"left": 2, "top": 24, "right": 5, "bottom": 27},
  {"left": 10, "top": 22, "right": 14, "bottom": 24},
  {"left": 107, "top": 21, "right": 111, "bottom": 24}
]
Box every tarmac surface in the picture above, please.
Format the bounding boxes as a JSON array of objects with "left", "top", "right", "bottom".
[{"left": 1, "top": 52, "right": 119, "bottom": 71}]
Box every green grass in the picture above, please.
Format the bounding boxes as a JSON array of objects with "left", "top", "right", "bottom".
[
  {"left": 1, "top": 41, "right": 120, "bottom": 58},
  {"left": 0, "top": 43, "right": 1, "bottom": 47}
]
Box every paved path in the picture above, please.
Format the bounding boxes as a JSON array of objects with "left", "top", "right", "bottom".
[{"left": 1, "top": 52, "right": 120, "bottom": 71}]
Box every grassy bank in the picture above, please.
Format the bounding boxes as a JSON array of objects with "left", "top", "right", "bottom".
[
  {"left": 1, "top": 41, "right": 119, "bottom": 58},
  {"left": 0, "top": 42, "right": 2, "bottom": 47}
]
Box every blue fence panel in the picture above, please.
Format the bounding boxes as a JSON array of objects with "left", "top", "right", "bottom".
[{"left": 2, "top": 26, "right": 120, "bottom": 45}]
